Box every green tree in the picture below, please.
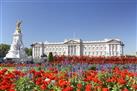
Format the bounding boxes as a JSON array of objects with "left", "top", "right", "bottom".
[
  {"left": 24, "top": 48, "right": 32, "bottom": 56},
  {"left": 48, "top": 52, "right": 54, "bottom": 62},
  {"left": 0, "top": 44, "right": 10, "bottom": 58}
]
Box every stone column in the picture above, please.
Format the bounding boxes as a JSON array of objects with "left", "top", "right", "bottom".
[
  {"left": 113, "top": 44, "right": 115, "bottom": 56},
  {"left": 73, "top": 45, "right": 75, "bottom": 55},
  {"left": 76, "top": 45, "right": 78, "bottom": 56},
  {"left": 37, "top": 47, "right": 40, "bottom": 58},
  {"left": 110, "top": 44, "right": 112, "bottom": 56},
  {"left": 106, "top": 44, "right": 109, "bottom": 56},
  {"left": 111, "top": 44, "right": 114, "bottom": 56},
  {"left": 71, "top": 45, "right": 73, "bottom": 55},
  {"left": 73, "top": 45, "right": 76, "bottom": 55},
  {"left": 68, "top": 45, "right": 70, "bottom": 56},
  {"left": 115, "top": 44, "right": 117, "bottom": 56},
  {"left": 72, "top": 45, "right": 74, "bottom": 55},
  {"left": 74, "top": 45, "right": 76, "bottom": 55},
  {"left": 37, "top": 47, "right": 39, "bottom": 58},
  {"left": 40, "top": 44, "right": 44, "bottom": 58},
  {"left": 35, "top": 47, "right": 37, "bottom": 58},
  {"left": 117, "top": 44, "right": 121, "bottom": 56},
  {"left": 65, "top": 45, "right": 68, "bottom": 56},
  {"left": 76, "top": 45, "right": 80, "bottom": 56},
  {"left": 32, "top": 46, "right": 35, "bottom": 58}
]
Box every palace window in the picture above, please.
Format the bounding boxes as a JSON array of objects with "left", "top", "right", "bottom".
[
  {"left": 100, "top": 52, "right": 102, "bottom": 55},
  {"left": 96, "top": 51, "right": 98, "bottom": 55}
]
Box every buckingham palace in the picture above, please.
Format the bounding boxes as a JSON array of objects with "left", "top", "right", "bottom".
[{"left": 31, "top": 38, "right": 124, "bottom": 59}]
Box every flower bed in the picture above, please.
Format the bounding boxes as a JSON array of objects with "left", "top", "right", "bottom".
[
  {"left": 0, "top": 56, "right": 137, "bottom": 91},
  {"left": 0, "top": 66, "right": 137, "bottom": 91}
]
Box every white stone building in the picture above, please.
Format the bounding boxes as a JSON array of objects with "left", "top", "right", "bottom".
[{"left": 31, "top": 39, "right": 124, "bottom": 59}]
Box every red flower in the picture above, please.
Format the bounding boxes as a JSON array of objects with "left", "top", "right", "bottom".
[
  {"left": 123, "top": 88, "right": 129, "bottom": 91},
  {"left": 132, "top": 84, "right": 137, "bottom": 89},
  {"left": 40, "top": 84, "right": 47, "bottom": 90},
  {"left": 85, "top": 84, "right": 92, "bottom": 91},
  {"left": 63, "top": 86, "right": 73, "bottom": 91},
  {"left": 117, "top": 78, "right": 126, "bottom": 85},
  {"left": 102, "top": 88, "right": 109, "bottom": 91},
  {"left": 58, "top": 79, "right": 70, "bottom": 87},
  {"left": 77, "top": 83, "right": 82, "bottom": 89},
  {"left": 77, "top": 89, "right": 81, "bottom": 91}
]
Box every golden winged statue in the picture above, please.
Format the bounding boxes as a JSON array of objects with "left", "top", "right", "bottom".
[{"left": 16, "top": 20, "right": 22, "bottom": 33}]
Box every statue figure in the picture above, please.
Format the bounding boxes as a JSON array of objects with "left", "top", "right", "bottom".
[{"left": 16, "top": 20, "right": 22, "bottom": 33}]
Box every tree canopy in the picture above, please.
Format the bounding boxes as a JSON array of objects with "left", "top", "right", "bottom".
[
  {"left": 0, "top": 44, "right": 10, "bottom": 58},
  {"left": 24, "top": 48, "right": 32, "bottom": 56}
]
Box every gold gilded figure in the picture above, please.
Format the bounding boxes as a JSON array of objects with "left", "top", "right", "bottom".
[{"left": 16, "top": 20, "right": 22, "bottom": 33}]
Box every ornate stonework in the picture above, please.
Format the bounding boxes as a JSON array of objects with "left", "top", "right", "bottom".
[
  {"left": 4, "top": 21, "right": 27, "bottom": 61},
  {"left": 32, "top": 39, "right": 124, "bottom": 59}
]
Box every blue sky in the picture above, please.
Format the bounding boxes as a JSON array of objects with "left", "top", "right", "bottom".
[{"left": 0, "top": 0, "right": 136, "bottom": 54}]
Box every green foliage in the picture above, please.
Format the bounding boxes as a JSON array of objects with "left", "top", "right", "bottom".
[
  {"left": 48, "top": 52, "right": 54, "bottom": 62},
  {"left": 24, "top": 48, "right": 32, "bottom": 56},
  {"left": 0, "top": 44, "right": 10, "bottom": 58},
  {"left": 88, "top": 64, "right": 96, "bottom": 70},
  {"left": 15, "top": 77, "right": 40, "bottom": 91}
]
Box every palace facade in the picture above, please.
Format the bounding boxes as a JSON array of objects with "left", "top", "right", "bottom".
[{"left": 31, "top": 38, "right": 124, "bottom": 59}]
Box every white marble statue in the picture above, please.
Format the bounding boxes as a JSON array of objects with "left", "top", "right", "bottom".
[{"left": 4, "top": 21, "right": 28, "bottom": 61}]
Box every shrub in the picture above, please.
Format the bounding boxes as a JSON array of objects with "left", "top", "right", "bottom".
[
  {"left": 88, "top": 64, "right": 96, "bottom": 70},
  {"left": 48, "top": 52, "right": 54, "bottom": 62}
]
